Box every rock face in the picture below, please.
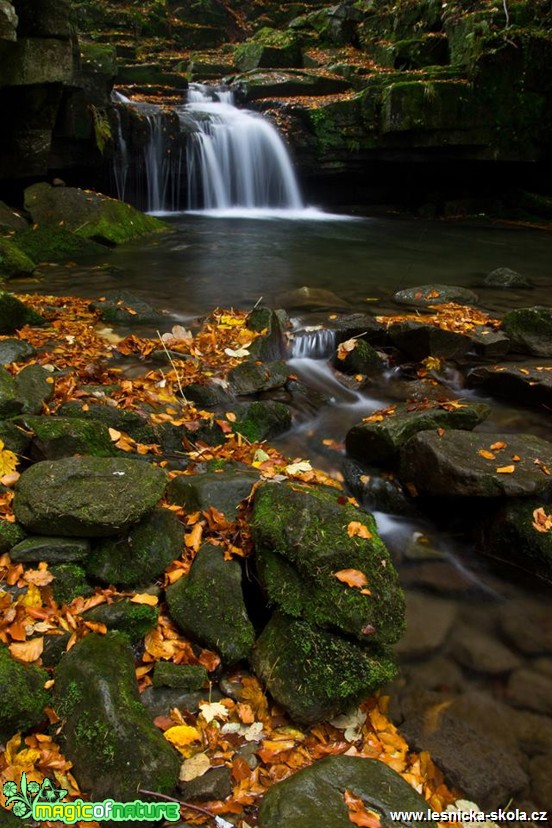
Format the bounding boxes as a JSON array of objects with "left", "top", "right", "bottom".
[{"left": 13, "top": 456, "right": 167, "bottom": 536}]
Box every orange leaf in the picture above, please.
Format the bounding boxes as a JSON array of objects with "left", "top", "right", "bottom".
[
  {"left": 490, "top": 441, "right": 507, "bottom": 450},
  {"left": 9, "top": 637, "right": 44, "bottom": 662},
  {"left": 496, "top": 465, "right": 515, "bottom": 474},
  {"left": 334, "top": 569, "right": 369, "bottom": 589},
  {"left": 185, "top": 522, "right": 203, "bottom": 551},
  {"left": 478, "top": 449, "right": 495, "bottom": 460},
  {"left": 131, "top": 593, "right": 159, "bottom": 606},
  {"left": 347, "top": 521, "right": 372, "bottom": 539}
]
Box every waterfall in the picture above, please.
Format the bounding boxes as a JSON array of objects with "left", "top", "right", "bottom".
[
  {"left": 183, "top": 84, "right": 305, "bottom": 214},
  {"left": 290, "top": 329, "right": 337, "bottom": 359}
]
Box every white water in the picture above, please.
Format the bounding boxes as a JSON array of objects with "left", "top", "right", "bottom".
[{"left": 182, "top": 84, "right": 308, "bottom": 215}]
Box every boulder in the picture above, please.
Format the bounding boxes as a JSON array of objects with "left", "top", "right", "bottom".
[
  {"left": 12, "top": 0, "right": 74, "bottom": 38},
  {"left": 14, "top": 415, "right": 117, "bottom": 461},
  {"left": 479, "top": 497, "right": 552, "bottom": 583},
  {"left": 13, "top": 364, "right": 53, "bottom": 414},
  {"left": 166, "top": 544, "right": 254, "bottom": 665},
  {"left": 346, "top": 400, "right": 490, "bottom": 467},
  {"left": 0, "top": 291, "right": 43, "bottom": 334},
  {"left": 467, "top": 361, "right": 552, "bottom": 407},
  {"left": 234, "top": 28, "right": 302, "bottom": 72},
  {"left": 227, "top": 359, "right": 288, "bottom": 395},
  {"left": 178, "top": 766, "right": 233, "bottom": 802},
  {"left": 252, "top": 612, "right": 397, "bottom": 724},
  {"left": 246, "top": 306, "right": 288, "bottom": 360},
  {"left": 232, "top": 400, "right": 292, "bottom": 442},
  {"left": 0, "top": 238, "right": 35, "bottom": 278},
  {"left": 14, "top": 456, "right": 167, "bottom": 536},
  {"left": 167, "top": 469, "right": 259, "bottom": 518},
  {"left": 24, "top": 183, "right": 167, "bottom": 246},
  {"left": 0, "top": 202, "right": 26, "bottom": 233},
  {"left": 0, "top": 367, "right": 23, "bottom": 417},
  {"left": 86, "top": 507, "right": 183, "bottom": 587},
  {"left": 50, "top": 563, "right": 93, "bottom": 605},
  {"left": 90, "top": 290, "right": 167, "bottom": 324},
  {"left": 387, "top": 320, "right": 471, "bottom": 361},
  {"left": 81, "top": 599, "right": 158, "bottom": 643},
  {"left": 13, "top": 227, "right": 104, "bottom": 263},
  {"left": 501, "top": 307, "right": 552, "bottom": 357},
  {"left": 1, "top": 37, "right": 74, "bottom": 86},
  {"left": 152, "top": 662, "right": 208, "bottom": 691},
  {"left": 10, "top": 536, "right": 90, "bottom": 564},
  {"left": 0, "top": 338, "right": 36, "bottom": 364},
  {"left": 393, "top": 284, "right": 479, "bottom": 308},
  {"left": 333, "top": 338, "right": 386, "bottom": 375},
  {"left": 252, "top": 482, "right": 405, "bottom": 647},
  {"left": 53, "top": 633, "right": 180, "bottom": 801},
  {"left": 258, "top": 755, "right": 432, "bottom": 828},
  {"left": 232, "top": 69, "right": 351, "bottom": 102},
  {"left": 399, "top": 431, "right": 552, "bottom": 498},
  {"left": 484, "top": 267, "right": 533, "bottom": 289},
  {"left": 0, "top": 644, "right": 49, "bottom": 742},
  {"left": 0, "top": 519, "right": 26, "bottom": 553}
]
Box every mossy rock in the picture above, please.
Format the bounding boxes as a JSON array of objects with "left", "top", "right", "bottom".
[
  {"left": 0, "top": 367, "right": 23, "bottom": 418},
  {"left": 0, "top": 237, "right": 35, "bottom": 279},
  {"left": 228, "top": 360, "right": 288, "bottom": 395},
  {"left": 480, "top": 497, "right": 552, "bottom": 584},
  {"left": 13, "top": 415, "right": 117, "bottom": 461},
  {"left": 0, "top": 519, "right": 26, "bottom": 554},
  {"left": 0, "top": 338, "right": 36, "bottom": 364},
  {"left": 53, "top": 633, "right": 180, "bottom": 801},
  {"left": 24, "top": 183, "right": 167, "bottom": 246},
  {"left": 235, "top": 28, "right": 302, "bottom": 72},
  {"left": 252, "top": 482, "right": 405, "bottom": 647},
  {"left": 393, "top": 284, "right": 479, "bottom": 308},
  {"left": 14, "top": 364, "right": 54, "bottom": 415},
  {"left": 50, "top": 563, "right": 93, "bottom": 605},
  {"left": 166, "top": 469, "right": 259, "bottom": 518},
  {"left": 13, "top": 226, "right": 104, "bottom": 263},
  {"left": 86, "top": 506, "right": 183, "bottom": 588},
  {"left": 484, "top": 267, "right": 533, "bottom": 289},
  {"left": 90, "top": 290, "right": 166, "bottom": 324},
  {"left": 0, "top": 200, "right": 27, "bottom": 232},
  {"left": 183, "top": 381, "right": 233, "bottom": 409},
  {"left": 57, "top": 400, "right": 157, "bottom": 443},
  {"left": 246, "top": 306, "right": 288, "bottom": 360},
  {"left": 14, "top": 456, "right": 167, "bottom": 537},
  {"left": 152, "top": 662, "right": 208, "bottom": 691},
  {"left": 345, "top": 401, "right": 490, "bottom": 467},
  {"left": 232, "top": 400, "right": 292, "bottom": 442},
  {"left": 0, "top": 291, "right": 44, "bottom": 334},
  {"left": 10, "top": 536, "right": 90, "bottom": 564},
  {"left": 231, "top": 69, "right": 351, "bottom": 102},
  {"left": 333, "top": 338, "right": 386, "bottom": 375},
  {"left": 501, "top": 306, "right": 552, "bottom": 357},
  {"left": 81, "top": 599, "right": 159, "bottom": 642},
  {"left": 252, "top": 612, "right": 397, "bottom": 724},
  {"left": 0, "top": 644, "right": 49, "bottom": 741},
  {"left": 387, "top": 320, "right": 472, "bottom": 361},
  {"left": 0, "top": 418, "right": 32, "bottom": 456},
  {"left": 166, "top": 543, "right": 255, "bottom": 665}
]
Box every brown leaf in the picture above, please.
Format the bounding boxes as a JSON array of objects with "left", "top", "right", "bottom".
[{"left": 9, "top": 636, "right": 44, "bottom": 662}]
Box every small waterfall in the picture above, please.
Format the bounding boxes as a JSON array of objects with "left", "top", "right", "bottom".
[
  {"left": 183, "top": 84, "right": 305, "bottom": 213},
  {"left": 112, "top": 105, "right": 129, "bottom": 204},
  {"left": 290, "top": 329, "right": 337, "bottom": 359}
]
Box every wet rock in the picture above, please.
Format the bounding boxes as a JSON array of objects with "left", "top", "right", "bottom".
[
  {"left": 90, "top": 290, "right": 167, "bottom": 324},
  {"left": 14, "top": 364, "right": 53, "bottom": 414},
  {"left": 228, "top": 359, "right": 288, "bottom": 395},
  {"left": 234, "top": 28, "right": 302, "bottom": 72},
  {"left": 152, "top": 663, "right": 208, "bottom": 691},
  {"left": 333, "top": 337, "right": 387, "bottom": 375},
  {"left": 232, "top": 400, "right": 292, "bottom": 442},
  {"left": 450, "top": 624, "right": 521, "bottom": 674},
  {"left": 9, "top": 536, "right": 90, "bottom": 564},
  {"left": 388, "top": 320, "right": 471, "bottom": 361},
  {"left": 0, "top": 291, "right": 43, "bottom": 335},
  {"left": 53, "top": 633, "right": 180, "bottom": 801},
  {"left": 276, "top": 285, "right": 351, "bottom": 312},
  {"left": 468, "top": 326, "right": 511, "bottom": 359},
  {"left": 508, "top": 669, "right": 552, "bottom": 715},
  {"left": 81, "top": 599, "right": 159, "bottom": 643},
  {"left": 0, "top": 237, "right": 35, "bottom": 278},
  {"left": 0, "top": 338, "right": 36, "bottom": 364},
  {"left": 24, "top": 183, "right": 167, "bottom": 246},
  {"left": 167, "top": 469, "right": 259, "bottom": 519},
  {"left": 529, "top": 754, "right": 552, "bottom": 811},
  {"left": 14, "top": 456, "right": 167, "bottom": 536},
  {"left": 512, "top": 709, "right": 552, "bottom": 756},
  {"left": 346, "top": 401, "right": 489, "bottom": 467},
  {"left": 467, "top": 361, "right": 552, "bottom": 407},
  {"left": 252, "top": 612, "right": 397, "bottom": 724},
  {"left": 0, "top": 417, "right": 32, "bottom": 455},
  {"left": 14, "top": 226, "right": 104, "bottom": 262},
  {"left": 393, "top": 284, "right": 478, "bottom": 308},
  {"left": 140, "top": 687, "right": 209, "bottom": 719},
  {"left": 166, "top": 544, "right": 254, "bottom": 665},
  {"left": 484, "top": 267, "right": 533, "bottom": 289},
  {"left": 400, "top": 431, "right": 552, "bottom": 498},
  {"left": 252, "top": 481, "right": 405, "bottom": 647},
  {"left": 499, "top": 600, "right": 552, "bottom": 656},
  {"left": 14, "top": 415, "right": 116, "bottom": 461},
  {"left": 328, "top": 313, "right": 387, "bottom": 345},
  {"left": 0, "top": 644, "right": 49, "bottom": 742},
  {"left": 178, "top": 766, "right": 232, "bottom": 802},
  {"left": 233, "top": 69, "right": 351, "bottom": 102},
  {"left": 182, "top": 381, "right": 233, "bottom": 409},
  {"left": 400, "top": 656, "right": 464, "bottom": 692},
  {"left": 58, "top": 400, "right": 158, "bottom": 444},
  {"left": 401, "top": 561, "right": 478, "bottom": 594},
  {"left": 395, "top": 591, "right": 456, "bottom": 658},
  {"left": 0, "top": 367, "right": 23, "bottom": 417},
  {"left": 0, "top": 201, "right": 26, "bottom": 232},
  {"left": 342, "top": 458, "right": 415, "bottom": 516},
  {"left": 258, "top": 755, "right": 431, "bottom": 828},
  {"left": 86, "top": 507, "right": 183, "bottom": 588},
  {"left": 501, "top": 307, "right": 552, "bottom": 357},
  {"left": 50, "top": 563, "right": 93, "bottom": 605},
  {"left": 246, "top": 306, "right": 288, "bottom": 360}
]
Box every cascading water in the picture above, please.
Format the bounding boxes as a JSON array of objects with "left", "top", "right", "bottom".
[{"left": 183, "top": 84, "right": 305, "bottom": 214}]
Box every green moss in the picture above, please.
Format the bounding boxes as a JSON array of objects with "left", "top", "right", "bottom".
[
  {"left": 233, "top": 401, "right": 291, "bottom": 443},
  {"left": 17, "top": 415, "right": 117, "bottom": 459},
  {"left": 0, "top": 291, "right": 44, "bottom": 334},
  {"left": 0, "top": 645, "right": 49, "bottom": 741},
  {"left": 82, "top": 599, "right": 159, "bottom": 642},
  {"left": 14, "top": 226, "right": 104, "bottom": 263},
  {"left": 0, "top": 519, "right": 26, "bottom": 554},
  {"left": 50, "top": 563, "right": 93, "bottom": 606},
  {"left": 152, "top": 662, "right": 208, "bottom": 690},
  {"left": 0, "top": 237, "right": 35, "bottom": 279}
]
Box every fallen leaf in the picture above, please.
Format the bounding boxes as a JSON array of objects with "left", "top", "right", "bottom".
[
  {"left": 163, "top": 724, "right": 202, "bottom": 757},
  {"left": 108, "top": 428, "right": 122, "bottom": 442},
  {"left": 199, "top": 701, "right": 230, "bottom": 723},
  {"left": 285, "top": 460, "right": 313, "bottom": 475},
  {"left": 496, "top": 465, "right": 515, "bottom": 474},
  {"left": 9, "top": 637, "right": 44, "bottom": 662},
  {"left": 0, "top": 439, "right": 18, "bottom": 477},
  {"left": 346, "top": 521, "right": 372, "bottom": 540},
  {"left": 490, "top": 441, "right": 507, "bottom": 451},
  {"left": 334, "top": 569, "right": 369, "bottom": 589},
  {"left": 130, "top": 593, "right": 159, "bottom": 606},
  {"left": 179, "top": 752, "right": 211, "bottom": 781},
  {"left": 478, "top": 449, "right": 495, "bottom": 460}
]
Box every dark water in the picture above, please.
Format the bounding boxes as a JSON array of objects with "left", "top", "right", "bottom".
[{"left": 28, "top": 211, "right": 552, "bottom": 809}]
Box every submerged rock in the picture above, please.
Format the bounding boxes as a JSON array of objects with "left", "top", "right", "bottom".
[
  {"left": 393, "top": 284, "right": 479, "bottom": 308},
  {"left": 53, "top": 633, "right": 180, "bottom": 801},
  {"left": 479, "top": 497, "right": 552, "bottom": 583},
  {"left": 484, "top": 267, "right": 533, "bottom": 289},
  {"left": 0, "top": 645, "right": 49, "bottom": 742},
  {"left": 501, "top": 306, "right": 552, "bottom": 357}
]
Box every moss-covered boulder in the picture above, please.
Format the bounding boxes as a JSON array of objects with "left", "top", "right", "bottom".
[
  {"left": 13, "top": 226, "right": 104, "bottom": 263},
  {"left": 234, "top": 28, "right": 302, "bottom": 72},
  {"left": 0, "top": 291, "right": 43, "bottom": 334},
  {"left": 14, "top": 415, "right": 117, "bottom": 460},
  {"left": 480, "top": 498, "right": 552, "bottom": 584},
  {"left": 232, "top": 69, "right": 351, "bottom": 102},
  {"left": 258, "top": 754, "right": 433, "bottom": 828},
  {"left": 14, "top": 456, "right": 167, "bottom": 536},
  {"left": 252, "top": 613, "right": 397, "bottom": 724},
  {"left": 90, "top": 290, "right": 166, "bottom": 325},
  {"left": 57, "top": 400, "right": 157, "bottom": 443},
  {"left": 152, "top": 662, "right": 208, "bottom": 691},
  {"left": 228, "top": 359, "right": 288, "bottom": 395},
  {"left": 166, "top": 543, "right": 254, "bottom": 665},
  {"left": 10, "top": 536, "right": 90, "bottom": 564},
  {"left": 86, "top": 507, "right": 183, "bottom": 587},
  {"left": 13, "top": 364, "right": 54, "bottom": 414},
  {"left": 23, "top": 183, "right": 167, "bottom": 246},
  {"left": 400, "top": 431, "right": 552, "bottom": 498},
  {"left": 0, "top": 519, "right": 26, "bottom": 554},
  {"left": 252, "top": 482, "right": 405, "bottom": 647},
  {"left": 50, "top": 563, "right": 93, "bottom": 605},
  {"left": 53, "top": 633, "right": 180, "bottom": 801},
  {"left": 81, "top": 599, "right": 159, "bottom": 642},
  {"left": 484, "top": 268, "right": 533, "bottom": 289},
  {"left": 333, "top": 338, "right": 386, "bottom": 375},
  {"left": 0, "top": 644, "right": 49, "bottom": 741},
  {"left": 0, "top": 367, "right": 23, "bottom": 418},
  {"left": 501, "top": 307, "right": 552, "bottom": 357},
  {"left": 166, "top": 469, "right": 259, "bottom": 519},
  {"left": 346, "top": 401, "right": 490, "bottom": 467},
  {"left": 0, "top": 237, "right": 35, "bottom": 278},
  {"left": 246, "top": 306, "right": 288, "bottom": 360},
  {"left": 232, "top": 400, "right": 292, "bottom": 442}
]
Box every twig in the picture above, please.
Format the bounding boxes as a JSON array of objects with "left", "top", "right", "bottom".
[
  {"left": 156, "top": 330, "right": 188, "bottom": 402},
  {"left": 138, "top": 789, "right": 217, "bottom": 821},
  {"left": 253, "top": 296, "right": 263, "bottom": 308},
  {"left": 502, "top": 0, "right": 510, "bottom": 27}
]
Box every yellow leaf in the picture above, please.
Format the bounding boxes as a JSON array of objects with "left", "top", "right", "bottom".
[
  {"left": 347, "top": 521, "right": 372, "bottom": 539},
  {"left": 21, "top": 584, "right": 42, "bottom": 607},
  {"left": 108, "top": 428, "right": 122, "bottom": 442},
  {"left": 163, "top": 725, "right": 202, "bottom": 757},
  {"left": 0, "top": 439, "right": 18, "bottom": 476},
  {"left": 9, "top": 637, "right": 44, "bottom": 662},
  {"left": 496, "top": 465, "right": 515, "bottom": 474},
  {"left": 478, "top": 449, "right": 495, "bottom": 460},
  {"left": 334, "top": 569, "right": 369, "bottom": 589},
  {"left": 131, "top": 593, "right": 159, "bottom": 606},
  {"left": 490, "top": 441, "right": 507, "bottom": 451}
]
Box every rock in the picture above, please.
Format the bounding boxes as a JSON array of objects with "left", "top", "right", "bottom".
[
  {"left": 508, "top": 669, "right": 552, "bottom": 715},
  {"left": 479, "top": 497, "right": 552, "bottom": 583},
  {"left": 167, "top": 469, "right": 259, "bottom": 518},
  {"left": 0, "top": 367, "right": 23, "bottom": 417},
  {"left": 450, "top": 624, "right": 521, "bottom": 674},
  {"left": 0, "top": 291, "right": 43, "bottom": 334},
  {"left": 0, "top": 237, "right": 35, "bottom": 278},
  {"left": 14, "top": 0, "right": 74, "bottom": 39},
  {"left": 81, "top": 599, "right": 158, "bottom": 643},
  {"left": 252, "top": 612, "right": 397, "bottom": 724},
  {"left": 328, "top": 313, "right": 387, "bottom": 345},
  {"left": 86, "top": 507, "right": 183, "bottom": 588},
  {"left": 152, "top": 663, "right": 208, "bottom": 691},
  {"left": 232, "top": 69, "right": 351, "bottom": 102},
  {"left": 182, "top": 381, "right": 233, "bottom": 409},
  {"left": 0, "top": 644, "right": 49, "bottom": 742},
  {"left": 14, "top": 415, "right": 116, "bottom": 461},
  {"left": 90, "top": 290, "right": 167, "bottom": 324},
  {"left": 232, "top": 400, "right": 292, "bottom": 442},
  {"left": 501, "top": 307, "right": 552, "bottom": 357},
  {"left": 227, "top": 359, "right": 288, "bottom": 395},
  {"left": 1, "top": 37, "right": 74, "bottom": 86},
  {"left": 499, "top": 600, "right": 552, "bottom": 656},
  {"left": 346, "top": 401, "right": 489, "bottom": 467},
  {"left": 0, "top": 418, "right": 31, "bottom": 455},
  {"left": 342, "top": 458, "right": 415, "bottom": 516},
  {"left": 166, "top": 544, "right": 254, "bottom": 665},
  {"left": 252, "top": 481, "right": 405, "bottom": 647},
  {"left": 13, "top": 226, "right": 104, "bottom": 263},
  {"left": 401, "top": 560, "right": 478, "bottom": 594},
  {"left": 258, "top": 754, "right": 431, "bottom": 828},
  {"left": 333, "top": 338, "right": 387, "bottom": 375},
  {"left": 529, "top": 754, "right": 552, "bottom": 811},
  {"left": 0, "top": 519, "right": 26, "bottom": 553},
  {"left": 276, "top": 286, "right": 351, "bottom": 312},
  {"left": 388, "top": 320, "right": 471, "bottom": 361},
  {"left": 57, "top": 400, "right": 157, "bottom": 443},
  {"left": 234, "top": 28, "right": 302, "bottom": 72},
  {"left": 0, "top": 201, "right": 27, "bottom": 232},
  {"left": 14, "top": 364, "right": 53, "bottom": 414},
  {"left": 140, "top": 687, "right": 208, "bottom": 719},
  {"left": 484, "top": 267, "right": 533, "bottom": 289},
  {"left": 246, "top": 306, "right": 288, "bottom": 360},
  {"left": 399, "top": 656, "right": 464, "bottom": 693},
  {"left": 178, "top": 766, "right": 233, "bottom": 802},
  {"left": 50, "top": 563, "right": 93, "bottom": 605},
  {"left": 468, "top": 326, "right": 511, "bottom": 359},
  {"left": 9, "top": 536, "right": 90, "bottom": 564},
  {"left": 0, "top": 338, "right": 36, "bottom": 364},
  {"left": 393, "top": 285, "right": 479, "bottom": 308},
  {"left": 24, "top": 183, "right": 167, "bottom": 246},
  {"left": 511, "top": 709, "right": 552, "bottom": 756},
  {"left": 399, "top": 431, "right": 552, "bottom": 498},
  {"left": 395, "top": 591, "right": 457, "bottom": 658},
  {"left": 467, "top": 361, "right": 552, "bottom": 407},
  {"left": 14, "top": 456, "right": 167, "bottom": 536},
  {"left": 53, "top": 633, "right": 180, "bottom": 801}
]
